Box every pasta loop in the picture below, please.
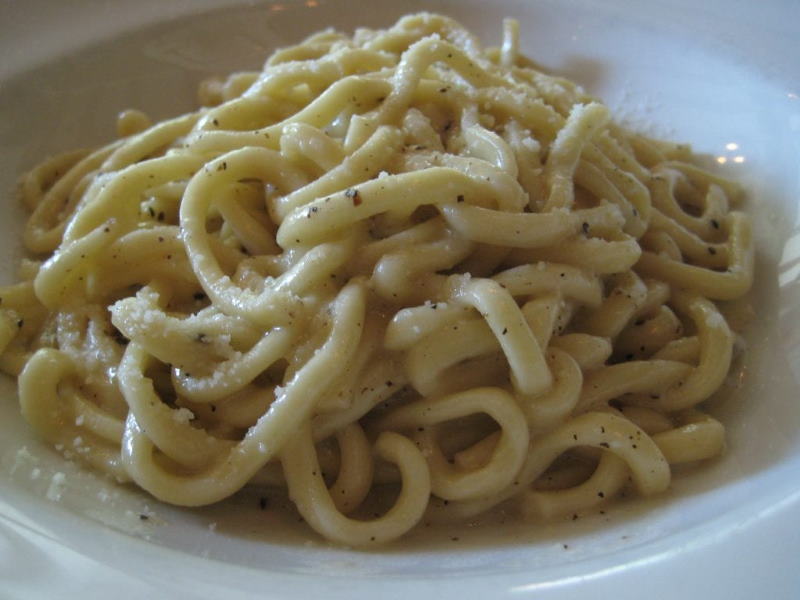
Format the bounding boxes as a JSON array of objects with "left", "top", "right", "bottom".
[{"left": 3, "top": 12, "right": 753, "bottom": 545}]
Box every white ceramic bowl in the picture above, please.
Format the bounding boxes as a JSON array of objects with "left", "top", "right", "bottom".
[{"left": 1, "top": 1, "right": 799, "bottom": 598}]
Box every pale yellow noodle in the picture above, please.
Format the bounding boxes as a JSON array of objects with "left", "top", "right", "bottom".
[{"left": 1, "top": 12, "right": 753, "bottom": 546}]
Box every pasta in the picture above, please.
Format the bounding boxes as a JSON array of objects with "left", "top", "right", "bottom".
[{"left": 1, "top": 13, "right": 754, "bottom": 546}]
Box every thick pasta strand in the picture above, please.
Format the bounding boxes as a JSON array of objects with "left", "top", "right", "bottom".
[{"left": 1, "top": 12, "right": 753, "bottom": 546}]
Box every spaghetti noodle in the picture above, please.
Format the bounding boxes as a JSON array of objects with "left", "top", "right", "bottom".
[{"left": 1, "top": 13, "right": 753, "bottom": 545}]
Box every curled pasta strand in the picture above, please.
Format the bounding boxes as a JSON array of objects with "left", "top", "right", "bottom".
[
  {"left": 314, "top": 311, "right": 386, "bottom": 414},
  {"left": 652, "top": 409, "right": 725, "bottom": 463},
  {"left": 636, "top": 212, "right": 753, "bottom": 300},
  {"left": 170, "top": 326, "right": 295, "bottom": 403},
  {"left": 102, "top": 112, "right": 200, "bottom": 172},
  {"left": 492, "top": 263, "right": 603, "bottom": 308},
  {"left": 54, "top": 305, "right": 127, "bottom": 413},
  {"left": 371, "top": 36, "right": 508, "bottom": 133},
  {"left": 197, "top": 97, "right": 283, "bottom": 132},
  {"left": 329, "top": 423, "right": 374, "bottom": 514},
  {"left": 576, "top": 360, "right": 691, "bottom": 413},
  {"left": 281, "top": 424, "right": 430, "bottom": 546},
  {"left": 351, "top": 216, "right": 447, "bottom": 279},
  {"left": 275, "top": 125, "right": 403, "bottom": 221},
  {"left": 502, "top": 119, "right": 545, "bottom": 209},
  {"left": 405, "top": 316, "right": 500, "bottom": 397},
  {"left": 280, "top": 122, "right": 346, "bottom": 172},
  {"left": 23, "top": 146, "right": 116, "bottom": 253},
  {"left": 187, "top": 383, "right": 276, "bottom": 431},
  {"left": 4, "top": 12, "right": 755, "bottom": 545},
  {"left": 650, "top": 168, "right": 729, "bottom": 236},
  {"left": 19, "top": 149, "right": 91, "bottom": 210},
  {"left": 457, "top": 243, "right": 513, "bottom": 279},
  {"left": 119, "top": 281, "right": 366, "bottom": 505},
  {"left": 596, "top": 131, "right": 651, "bottom": 184},
  {"left": 614, "top": 305, "right": 682, "bottom": 360},
  {"left": 312, "top": 359, "right": 406, "bottom": 441},
  {"left": 87, "top": 226, "right": 200, "bottom": 300},
  {"left": 34, "top": 219, "right": 121, "bottom": 310},
  {"left": 63, "top": 153, "right": 206, "bottom": 245},
  {"left": 394, "top": 150, "right": 529, "bottom": 212},
  {"left": 453, "top": 278, "right": 551, "bottom": 396},
  {"left": 583, "top": 145, "right": 651, "bottom": 234},
  {"left": 402, "top": 108, "right": 446, "bottom": 152},
  {"left": 543, "top": 102, "right": 609, "bottom": 211},
  {"left": 426, "top": 411, "right": 669, "bottom": 522},
  {"left": 245, "top": 46, "right": 395, "bottom": 101},
  {"left": 578, "top": 271, "right": 648, "bottom": 339},
  {"left": 372, "top": 226, "right": 473, "bottom": 304},
  {"left": 384, "top": 302, "right": 470, "bottom": 352},
  {"left": 518, "top": 348, "right": 583, "bottom": 430},
  {"left": 0, "top": 281, "right": 49, "bottom": 376},
  {"left": 550, "top": 333, "right": 612, "bottom": 371},
  {"left": 187, "top": 76, "right": 392, "bottom": 156},
  {"left": 368, "top": 13, "right": 483, "bottom": 56},
  {"left": 377, "top": 387, "right": 529, "bottom": 501},
  {"left": 662, "top": 160, "right": 742, "bottom": 203},
  {"left": 509, "top": 231, "right": 641, "bottom": 275},
  {"left": 117, "top": 343, "right": 232, "bottom": 468},
  {"left": 462, "top": 123, "right": 518, "bottom": 176},
  {"left": 574, "top": 158, "right": 649, "bottom": 238},
  {"left": 649, "top": 208, "right": 728, "bottom": 268},
  {"left": 19, "top": 349, "right": 128, "bottom": 480},
  {"left": 521, "top": 451, "right": 629, "bottom": 519},
  {"left": 440, "top": 202, "right": 623, "bottom": 248},
  {"left": 652, "top": 336, "right": 701, "bottom": 363},
  {"left": 620, "top": 405, "right": 674, "bottom": 434},
  {"left": 277, "top": 165, "right": 523, "bottom": 248},
  {"left": 180, "top": 147, "right": 311, "bottom": 324},
  {"left": 500, "top": 17, "right": 520, "bottom": 68},
  {"left": 473, "top": 88, "right": 562, "bottom": 142},
  {"left": 197, "top": 72, "right": 259, "bottom": 105},
  {"left": 634, "top": 293, "right": 733, "bottom": 412},
  {"left": 520, "top": 293, "right": 561, "bottom": 348},
  {"left": 215, "top": 185, "right": 279, "bottom": 256}
]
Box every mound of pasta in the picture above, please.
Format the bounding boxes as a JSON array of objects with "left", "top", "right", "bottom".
[{"left": 1, "top": 13, "right": 753, "bottom": 545}]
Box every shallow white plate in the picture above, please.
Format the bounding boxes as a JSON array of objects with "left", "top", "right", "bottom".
[{"left": 1, "top": 0, "right": 799, "bottom": 598}]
